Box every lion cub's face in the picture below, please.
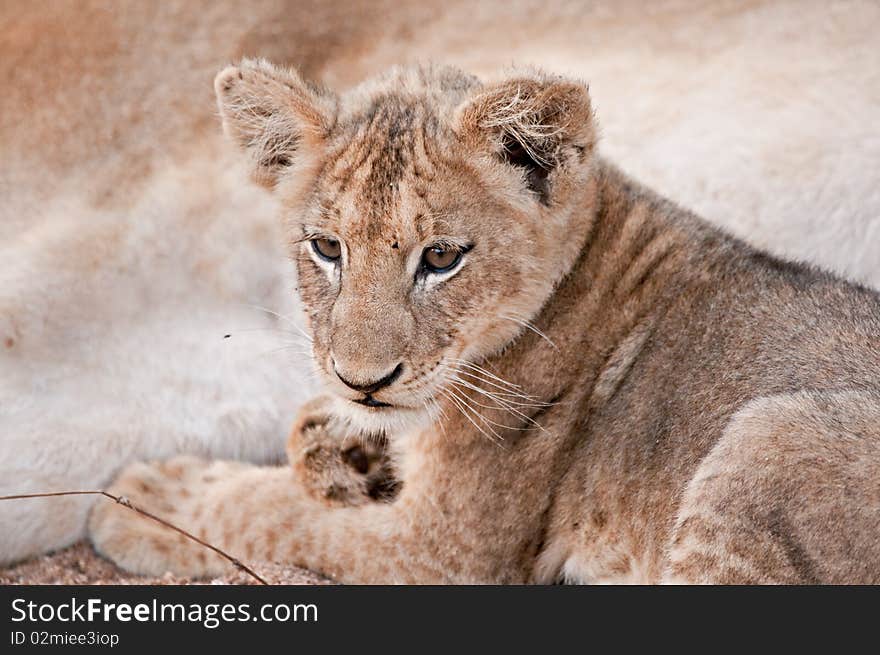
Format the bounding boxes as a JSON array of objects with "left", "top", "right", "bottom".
[{"left": 216, "top": 61, "right": 595, "bottom": 433}]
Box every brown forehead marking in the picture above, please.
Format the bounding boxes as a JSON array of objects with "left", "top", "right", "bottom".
[
  {"left": 318, "top": 93, "right": 461, "bottom": 247},
  {"left": 324, "top": 106, "right": 384, "bottom": 193},
  {"left": 361, "top": 100, "right": 417, "bottom": 235},
  {"left": 328, "top": 98, "right": 420, "bottom": 243}
]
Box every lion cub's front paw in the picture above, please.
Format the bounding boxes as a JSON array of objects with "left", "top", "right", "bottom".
[
  {"left": 89, "top": 456, "right": 248, "bottom": 578},
  {"left": 287, "top": 395, "right": 399, "bottom": 506}
]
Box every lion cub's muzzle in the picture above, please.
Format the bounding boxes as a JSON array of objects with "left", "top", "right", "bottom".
[{"left": 333, "top": 360, "right": 403, "bottom": 408}]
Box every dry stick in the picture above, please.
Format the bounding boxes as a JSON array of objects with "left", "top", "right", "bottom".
[{"left": 0, "top": 490, "right": 269, "bottom": 585}]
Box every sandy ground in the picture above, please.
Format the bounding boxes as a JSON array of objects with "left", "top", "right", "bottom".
[{"left": 0, "top": 542, "right": 330, "bottom": 585}]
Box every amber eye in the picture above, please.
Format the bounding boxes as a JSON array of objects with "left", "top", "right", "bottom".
[
  {"left": 312, "top": 237, "right": 342, "bottom": 262},
  {"left": 421, "top": 245, "right": 463, "bottom": 274}
]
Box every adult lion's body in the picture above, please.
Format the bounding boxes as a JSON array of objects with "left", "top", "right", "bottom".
[{"left": 3, "top": 1, "right": 880, "bottom": 566}]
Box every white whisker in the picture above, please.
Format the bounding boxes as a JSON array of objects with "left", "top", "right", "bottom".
[
  {"left": 499, "top": 313, "right": 558, "bottom": 350},
  {"left": 221, "top": 326, "right": 312, "bottom": 342},
  {"left": 442, "top": 384, "right": 516, "bottom": 438},
  {"left": 448, "top": 358, "right": 523, "bottom": 392},
  {"left": 450, "top": 370, "right": 549, "bottom": 406},
  {"left": 448, "top": 366, "right": 544, "bottom": 405},
  {"left": 446, "top": 376, "right": 547, "bottom": 433},
  {"left": 244, "top": 303, "right": 313, "bottom": 343},
  {"left": 438, "top": 387, "right": 506, "bottom": 449}
]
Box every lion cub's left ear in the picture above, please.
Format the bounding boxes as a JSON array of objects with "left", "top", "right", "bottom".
[
  {"left": 457, "top": 70, "right": 596, "bottom": 205},
  {"left": 214, "top": 58, "right": 337, "bottom": 189}
]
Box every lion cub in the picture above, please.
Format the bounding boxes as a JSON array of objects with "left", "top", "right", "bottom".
[{"left": 90, "top": 60, "right": 880, "bottom": 584}]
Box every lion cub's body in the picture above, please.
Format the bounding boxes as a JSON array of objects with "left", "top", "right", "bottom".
[
  {"left": 522, "top": 163, "right": 880, "bottom": 583},
  {"left": 91, "top": 62, "right": 880, "bottom": 584}
]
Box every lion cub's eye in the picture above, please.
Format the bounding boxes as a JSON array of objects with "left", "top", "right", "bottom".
[
  {"left": 312, "top": 237, "right": 342, "bottom": 262},
  {"left": 421, "top": 245, "right": 463, "bottom": 274}
]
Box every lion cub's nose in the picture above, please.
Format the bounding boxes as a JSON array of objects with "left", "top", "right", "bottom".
[{"left": 334, "top": 362, "right": 403, "bottom": 394}]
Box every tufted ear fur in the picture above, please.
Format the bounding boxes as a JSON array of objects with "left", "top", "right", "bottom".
[
  {"left": 457, "top": 71, "right": 596, "bottom": 204},
  {"left": 214, "top": 58, "right": 337, "bottom": 189}
]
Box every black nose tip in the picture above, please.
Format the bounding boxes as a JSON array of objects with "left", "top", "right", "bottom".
[{"left": 335, "top": 363, "right": 403, "bottom": 394}]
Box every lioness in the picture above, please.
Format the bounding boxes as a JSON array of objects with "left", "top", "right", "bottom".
[{"left": 89, "top": 60, "right": 880, "bottom": 584}]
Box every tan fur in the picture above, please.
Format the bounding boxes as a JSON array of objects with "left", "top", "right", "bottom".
[
  {"left": 90, "top": 60, "right": 880, "bottom": 584},
  {"left": 6, "top": 0, "right": 880, "bottom": 565}
]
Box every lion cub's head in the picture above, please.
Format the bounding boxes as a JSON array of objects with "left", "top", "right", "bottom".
[{"left": 216, "top": 60, "right": 596, "bottom": 433}]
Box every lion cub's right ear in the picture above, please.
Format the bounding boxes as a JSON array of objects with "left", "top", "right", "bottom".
[{"left": 214, "top": 59, "right": 337, "bottom": 189}]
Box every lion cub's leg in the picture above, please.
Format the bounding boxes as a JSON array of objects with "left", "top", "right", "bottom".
[
  {"left": 89, "top": 396, "right": 402, "bottom": 579},
  {"left": 663, "top": 391, "right": 880, "bottom": 584},
  {"left": 88, "top": 456, "right": 262, "bottom": 577},
  {"left": 286, "top": 396, "right": 399, "bottom": 507},
  {"left": 91, "top": 395, "right": 501, "bottom": 582}
]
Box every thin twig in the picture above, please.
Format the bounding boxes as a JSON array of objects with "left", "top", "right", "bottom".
[{"left": 0, "top": 490, "right": 269, "bottom": 585}]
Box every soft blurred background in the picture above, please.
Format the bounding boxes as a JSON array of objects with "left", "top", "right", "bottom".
[{"left": 1, "top": 0, "right": 878, "bottom": 579}]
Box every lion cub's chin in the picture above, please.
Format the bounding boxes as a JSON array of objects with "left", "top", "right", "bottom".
[{"left": 327, "top": 393, "right": 436, "bottom": 438}]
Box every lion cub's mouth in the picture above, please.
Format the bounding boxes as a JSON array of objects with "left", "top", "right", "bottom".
[{"left": 353, "top": 394, "right": 393, "bottom": 409}]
